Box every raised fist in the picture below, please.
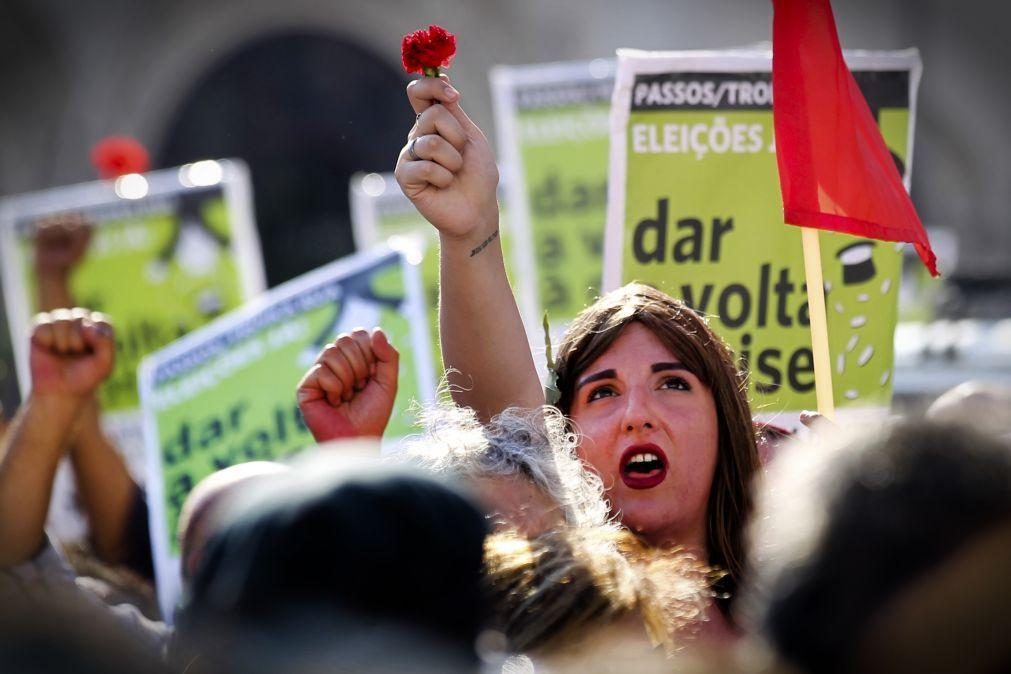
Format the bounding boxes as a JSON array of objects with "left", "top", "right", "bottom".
[
  {"left": 33, "top": 213, "right": 92, "bottom": 278},
  {"left": 297, "top": 328, "right": 399, "bottom": 442},
  {"left": 29, "top": 308, "right": 115, "bottom": 398}
]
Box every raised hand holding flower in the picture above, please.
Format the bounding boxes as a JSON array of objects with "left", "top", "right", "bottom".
[
  {"left": 395, "top": 23, "right": 498, "bottom": 243},
  {"left": 401, "top": 24, "right": 456, "bottom": 77}
]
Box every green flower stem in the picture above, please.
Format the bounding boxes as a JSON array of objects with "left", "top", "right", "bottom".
[
  {"left": 423, "top": 66, "right": 441, "bottom": 77},
  {"left": 543, "top": 311, "right": 561, "bottom": 406}
]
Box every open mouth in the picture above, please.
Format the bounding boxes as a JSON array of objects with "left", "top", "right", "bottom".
[{"left": 619, "top": 444, "right": 669, "bottom": 489}]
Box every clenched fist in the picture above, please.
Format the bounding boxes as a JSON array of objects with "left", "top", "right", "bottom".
[
  {"left": 33, "top": 213, "right": 92, "bottom": 278},
  {"left": 297, "top": 328, "right": 399, "bottom": 441},
  {"left": 394, "top": 76, "right": 499, "bottom": 245},
  {"left": 29, "top": 308, "right": 115, "bottom": 399}
]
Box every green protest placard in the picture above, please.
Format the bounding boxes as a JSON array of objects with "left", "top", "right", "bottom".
[
  {"left": 350, "top": 171, "right": 514, "bottom": 382},
  {"left": 605, "top": 50, "right": 921, "bottom": 423},
  {"left": 139, "top": 247, "right": 434, "bottom": 616},
  {"left": 0, "top": 160, "right": 263, "bottom": 423},
  {"left": 491, "top": 60, "right": 614, "bottom": 340}
]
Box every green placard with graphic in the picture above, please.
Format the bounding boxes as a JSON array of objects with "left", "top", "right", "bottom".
[
  {"left": 606, "top": 50, "right": 921, "bottom": 422},
  {"left": 0, "top": 161, "right": 264, "bottom": 415},
  {"left": 139, "top": 248, "right": 434, "bottom": 617}
]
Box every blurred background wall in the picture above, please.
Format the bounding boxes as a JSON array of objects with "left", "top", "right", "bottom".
[{"left": 1, "top": 0, "right": 1009, "bottom": 411}]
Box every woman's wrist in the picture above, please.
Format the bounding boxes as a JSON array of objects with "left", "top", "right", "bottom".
[{"left": 438, "top": 214, "right": 501, "bottom": 258}]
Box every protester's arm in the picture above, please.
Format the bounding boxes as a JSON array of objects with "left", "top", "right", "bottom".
[
  {"left": 394, "top": 77, "right": 543, "bottom": 422},
  {"left": 297, "top": 328, "right": 400, "bottom": 442},
  {"left": 32, "top": 219, "right": 148, "bottom": 570},
  {"left": 68, "top": 397, "right": 146, "bottom": 566},
  {"left": 0, "top": 396, "right": 81, "bottom": 567},
  {"left": 33, "top": 214, "right": 91, "bottom": 311},
  {"left": 0, "top": 310, "right": 114, "bottom": 567}
]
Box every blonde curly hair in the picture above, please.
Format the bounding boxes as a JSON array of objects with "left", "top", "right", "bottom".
[{"left": 483, "top": 526, "right": 715, "bottom": 656}]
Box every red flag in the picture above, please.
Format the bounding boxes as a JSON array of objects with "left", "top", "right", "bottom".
[{"left": 772, "top": 0, "right": 938, "bottom": 276}]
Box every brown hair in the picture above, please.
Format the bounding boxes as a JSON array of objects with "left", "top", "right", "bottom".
[{"left": 552, "top": 283, "right": 759, "bottom": 609}]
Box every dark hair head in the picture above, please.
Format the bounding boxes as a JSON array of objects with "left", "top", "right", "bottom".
[
  {"left": 178, "top": 461, "right": 489, "bottom": 664},
  {"left": 750, "top": 420, "right": 1011, "bottom": 673},
  {"left": 553, "top": 283, "right": 759, "bottom": 607}
]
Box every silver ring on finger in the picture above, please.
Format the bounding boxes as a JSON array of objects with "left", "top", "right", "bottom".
[{"left": 408, "top": 136, "right": 421, "bottom": 161}]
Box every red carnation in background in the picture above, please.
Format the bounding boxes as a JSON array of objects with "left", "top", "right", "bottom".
[
  {"left": 401, "top": 24, "right": 456, "bottom": 76},
  {"left": 91, "top": 136, "right": 150, "bottom": 179}
]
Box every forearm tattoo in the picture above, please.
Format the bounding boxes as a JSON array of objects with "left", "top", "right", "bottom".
[{"left": 469, "top": 228, "right": 500, "bottom": 257}]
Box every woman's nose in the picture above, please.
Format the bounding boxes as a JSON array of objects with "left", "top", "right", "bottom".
[{"left": 622, "top": 389, "right": 655, "bottom": 432}]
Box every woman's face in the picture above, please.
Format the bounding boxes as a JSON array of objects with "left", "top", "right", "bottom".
[{"left": 568, "top": 323, "right": 718, "bottom": 548}]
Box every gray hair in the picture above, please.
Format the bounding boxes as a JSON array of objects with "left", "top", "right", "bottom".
[{"left": 400, "top": 404, "right": 611, "bottom": 529}]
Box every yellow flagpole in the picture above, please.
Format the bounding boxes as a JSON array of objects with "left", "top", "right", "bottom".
[{"left": 800, "top": 227, "right": 836, "bottom": 420}]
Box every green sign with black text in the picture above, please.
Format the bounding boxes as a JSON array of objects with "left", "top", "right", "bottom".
[
  {"left": 492, "top": 60, "right": 615, "bottom": 338},
  {"left": 140, "top": 248, "right": 434, "bottom": 618},
  {"left": 607, "top": 51, "right": 921, "bottom": 420}
]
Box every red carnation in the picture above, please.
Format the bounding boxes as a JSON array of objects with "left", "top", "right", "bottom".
[
  {"left": 91, "top": 136, "right": 150, "bottom": 179},
  {"left": 401, "top": 24, "right": 456, "bottom": 76}
]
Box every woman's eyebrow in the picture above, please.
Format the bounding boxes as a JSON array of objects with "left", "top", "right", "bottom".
[
  {"left": 651, "top": 362, "right": 689, "bottom": 373},
  {"left": 576, "top": 368, "right": 616, "bottom": 390}
]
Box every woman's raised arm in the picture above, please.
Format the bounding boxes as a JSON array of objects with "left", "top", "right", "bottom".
[{"left": 395, "top": 77, "right": 543, "bottom": 421}]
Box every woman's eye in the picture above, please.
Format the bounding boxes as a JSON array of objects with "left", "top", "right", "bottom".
[
  {"left": 587, "top": 385, "right": 616, "bottom": 402},
  {"left": 661, "top": 376, "right": 691, "bottom": 392}
]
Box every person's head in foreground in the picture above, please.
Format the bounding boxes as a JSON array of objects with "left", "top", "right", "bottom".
[
  {"left": 483, "top": 525, "right": 713, "bottom": 660},
  {"left": 402, "top": 404, "right": 611, "bottom": 535},
  {"left": 551, "top": 283, "right": 759, "bottom": 610},
  {"left": 177, "top": 460, "right": 290, "bottom": 585},
  {"left": 175, "top": 455, "right": 488, "bottom": 673},
  {"left": 926, "top": 379, "right": 1011, "bottom": 439},
  {"left": 743, "top": 419, "right": 1011, "bottom": 674}
]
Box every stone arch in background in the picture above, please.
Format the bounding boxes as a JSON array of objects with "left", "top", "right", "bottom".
[
  {"left": 156, "top": 30, "right": 410, "bottom": 287},
  {"left": 0, "top": 1, "right": 72, "bottom": 414}
]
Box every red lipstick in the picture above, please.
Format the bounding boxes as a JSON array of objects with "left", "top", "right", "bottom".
[{"left": 619, "top": 444, "right": 668, "bottom": 489}]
